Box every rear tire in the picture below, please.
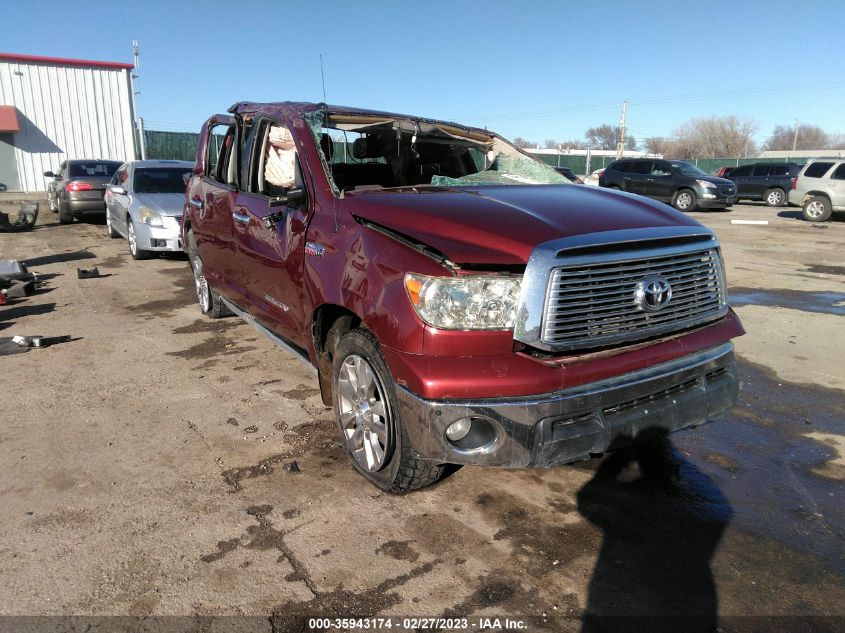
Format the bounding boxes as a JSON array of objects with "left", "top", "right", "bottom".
[
  {"left": 186, "top": 229, "right": 231, "bottom": 318},
  {"left": 802, "top": 196, "right": 832, "bottom": 222},
  {"left": 58, "top": 200, "right": 73, "bottom": 224},
  {"left": 332, "top": 328, "right": 456, "bottom": 493},
  {"left": 672, "top": 189, "right": 697, "bottom": 212},
  {"left": 764, "top": 188, "right": 785, "bottom": 207},
  {"left": 105, "top": 210, "right": 119, "bottom": 238}
]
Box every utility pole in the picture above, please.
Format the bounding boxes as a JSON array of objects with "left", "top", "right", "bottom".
[
  {"left": 792, "top": 118, "right": 799, "bottom": 152},
  {"left": 138, "top": 117, "right": 147, "bottom": 160},
  {"left": 131, "top": 40, "right": 146, "bottom": 160},
  {"left": 616, "top": 100, "right": 628, "bottom": 159}
]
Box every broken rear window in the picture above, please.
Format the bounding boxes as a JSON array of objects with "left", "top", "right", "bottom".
[{"left": 304, "top": 111, "right": 569, "bottom": 193}]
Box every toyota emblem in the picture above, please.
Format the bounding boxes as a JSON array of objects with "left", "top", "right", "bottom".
[{"left": 635, "top": 276, "right": 673, "bottom": 311}]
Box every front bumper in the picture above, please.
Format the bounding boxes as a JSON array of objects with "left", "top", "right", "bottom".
[
  {"left": 396, "top": 342, "right": 738, "bottom": 468},
  {"left": 133, "top": 216, "right": 183, "bottom": 252},
  {"left": 698, "top": 192, "right": 736, "bottom": 208}
]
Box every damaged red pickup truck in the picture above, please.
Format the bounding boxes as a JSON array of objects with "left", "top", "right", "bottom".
[{"left": 182, "top": 102, "right": 744, "bottom": 492}]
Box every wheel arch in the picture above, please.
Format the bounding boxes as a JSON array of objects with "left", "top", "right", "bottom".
[{"left": 312, "top": 304, "right": 364, "bottom": 405}]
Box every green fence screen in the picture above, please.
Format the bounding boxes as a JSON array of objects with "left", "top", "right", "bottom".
[{"left": 144, "top": 130, "right": 816, "bottom": 176}]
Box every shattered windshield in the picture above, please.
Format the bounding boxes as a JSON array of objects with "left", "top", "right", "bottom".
[{"left": 304, "top": 111, "right": 570, "bottom": 193}]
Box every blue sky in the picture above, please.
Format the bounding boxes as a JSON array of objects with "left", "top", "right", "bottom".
[{"left": 3, "top": 0, "right": 843, "bottom": 147}]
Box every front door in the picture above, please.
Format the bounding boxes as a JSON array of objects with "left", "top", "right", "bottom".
[
  {"left": 231, "top": 117, "right": 310, "bottom": 346},
  {"left": 644, "top": 161, "right": 675, "bottom": 201}
]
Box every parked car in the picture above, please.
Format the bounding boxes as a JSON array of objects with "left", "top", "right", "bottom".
[
  {"left": 712, "top": 166, "right": 734, "bottom": 178},
  {"left": 599, "top": 159, "right": 737, "bottom": 211},
  {"left": 788, "top": 158, "right": 845, "bottom": 222},
  {"left": 553, "top": 167, "right": 584, "bottom": 183},
  {"left": 104, "top": 160, "right": 194, "bottom": 259},
  {"left": 183, "top": 102, "right": 744, "bottom": 493},
  {"left": 44, "top": 159, "right": 123, "bottom": 224},
  {"left": 725, "top": 162, "right": 803, "bottom": 207}
]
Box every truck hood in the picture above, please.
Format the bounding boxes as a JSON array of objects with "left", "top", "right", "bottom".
[{"left": 347, "top": 185, "right": 703, "bottom": 265}]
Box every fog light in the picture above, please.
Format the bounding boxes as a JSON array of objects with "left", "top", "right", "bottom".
[{"left": 445, "top": 418, "right": 472, "bottom": 441}]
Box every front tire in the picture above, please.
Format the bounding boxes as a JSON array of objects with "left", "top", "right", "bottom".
[
  {"left": 332, "top": 328, "right": 454, "bottom": 493},
  {"left": 802, "top": 196, "right": 832, "bottom": 222},
  {"left": 127, "top": 219, "right": 151, "bottom": 260},
  {"left": 186, "top": 229, "right": 230, "bottom": 318},
  {"left": 672, "top": 189, "right": 697, "bottom": 212},
  {"left": 58, "top": 200, "right": 73, "bottom": 224},
  {"left": 764, "top": 188, "right": 785, "bottom": 207}
]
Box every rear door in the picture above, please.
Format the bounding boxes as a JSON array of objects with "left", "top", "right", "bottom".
[
  {"left": 231, "top": 116, "right": 311, "bottom": 345},
  {"left": 190, "top": 116, "right": 242, "bottom": 299},
  {"left": 624, "top": 161, "right": 651, "bottom": 195},
  {"left": 748, "top": 164, "right": 772, "bottom": 198},
  {"left": 830, "top": 163, "right": 845, "bottom": 208}
]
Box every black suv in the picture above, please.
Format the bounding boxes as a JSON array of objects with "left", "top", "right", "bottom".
[
  {"left": 724, "top": 162, "right": 803, "bottom": 206},
  {"left": 599, "top": 159, "right": 737, "bottom": 211}
]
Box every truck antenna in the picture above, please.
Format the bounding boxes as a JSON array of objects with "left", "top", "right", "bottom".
[{"left": 319, "top": 54, "right": 327, "bottom": 103}]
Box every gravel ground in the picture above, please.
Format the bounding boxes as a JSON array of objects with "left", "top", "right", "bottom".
[{"left": 0, "top": 198, "right": 843, "bottom": 631}]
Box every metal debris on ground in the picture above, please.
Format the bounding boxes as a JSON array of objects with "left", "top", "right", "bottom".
[
  {"left": 285, "top": 461, "right": 301, "bottom": 473},
  {"left": 2, "top": 279, "right": 35, "bottom": 298},
  {"left": 77, "top": 267, "right": 101, "bottom": 279},
  {"left": 0, "top": 202, "right": 39, "bottom": 232}
]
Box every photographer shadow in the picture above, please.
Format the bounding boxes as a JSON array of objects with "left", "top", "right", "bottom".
[{"left": 577, "top": 428, "right": 732, "bottom": 633}]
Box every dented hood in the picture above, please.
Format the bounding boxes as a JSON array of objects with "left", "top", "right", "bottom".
[{"left": 347, "top": 185, "right": 702, "bottom": 265}]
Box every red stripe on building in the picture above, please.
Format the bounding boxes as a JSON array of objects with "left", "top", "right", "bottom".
[{"left": 0, "top": 52, "right": 134, "bottom": 70}]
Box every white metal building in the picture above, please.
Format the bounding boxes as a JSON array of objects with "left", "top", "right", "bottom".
[{"left": 0, "top": 53, "right": 136, "bottom": 193}]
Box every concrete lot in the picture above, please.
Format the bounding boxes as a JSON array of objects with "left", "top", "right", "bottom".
[{"left": 0, "top": 198, "right": 843, "bottom": 630}]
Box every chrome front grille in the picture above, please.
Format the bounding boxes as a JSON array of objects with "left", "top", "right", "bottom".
[{"left": 541, "top": 247, "right": 726, "bottom": 350}]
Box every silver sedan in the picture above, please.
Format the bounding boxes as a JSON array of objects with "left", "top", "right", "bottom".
[{"left": 104, "top": 160, "right": 194, "bottom": 260}]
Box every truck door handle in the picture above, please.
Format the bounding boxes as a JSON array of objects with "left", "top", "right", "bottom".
[
  {"left": 188, "top": 198, "right": 204, "bottom": 209},
  {"left": 232, "top": 211, "right": 250, "bottom": 225}
]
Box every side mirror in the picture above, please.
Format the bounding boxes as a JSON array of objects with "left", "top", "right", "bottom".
[
  {"left": 44, "top": 171, "right": 55, "bottom": 178},
  {"left": 109, "top": 185, "right": 126, "bottom": 195}
]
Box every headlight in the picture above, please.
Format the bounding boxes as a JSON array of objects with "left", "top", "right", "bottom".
[
  {"left": 696, "top": 179, "right": 717, "bottom": 188},
  {"left": 138, "top": 206, "right": 163, "bottom": 227},
  {"left": 404, "top": 273, "right": 521, "bottom": 330}
]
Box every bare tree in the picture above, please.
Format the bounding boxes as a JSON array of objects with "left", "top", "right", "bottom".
[
  {"left": 585, "top": 124, "right": 618, "bottom": 150},
  {"left": 765, "top": 124, "right": 831, "bottom": 151},
  {"left": 644, "top": 137, "right": 679, "bottom": 156},
  {"left": 669, "top": 116, "right": 758, "bottom": 158},
  {"left": 512, "top": 137, "right": 535, "bottom": 149},
  {"left": 585, "top": 124, "right": 636, "bottom": 151}
]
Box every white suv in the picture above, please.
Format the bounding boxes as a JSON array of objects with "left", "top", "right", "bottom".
[{"left": 788, "top": 158, "right": 845, "bottom": 222}]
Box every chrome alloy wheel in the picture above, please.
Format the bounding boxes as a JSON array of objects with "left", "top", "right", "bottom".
[
  {"left": 127, "top": 221, "right": 138, "bottom": 255},
  {"left": 805, "top": 200, "right": 826, "bottom": 219},
  {"left": 676, "top": 191, "right": 693, "bottom": 210},
  {"left": 767, "top": 189, "right": 784, "bottom": 205},
  {"left": 191, "top": 254, "right": 212, "bottom": 312},
  {"left": 337, "top": 354, "right": 390, "bottom": 472}
]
